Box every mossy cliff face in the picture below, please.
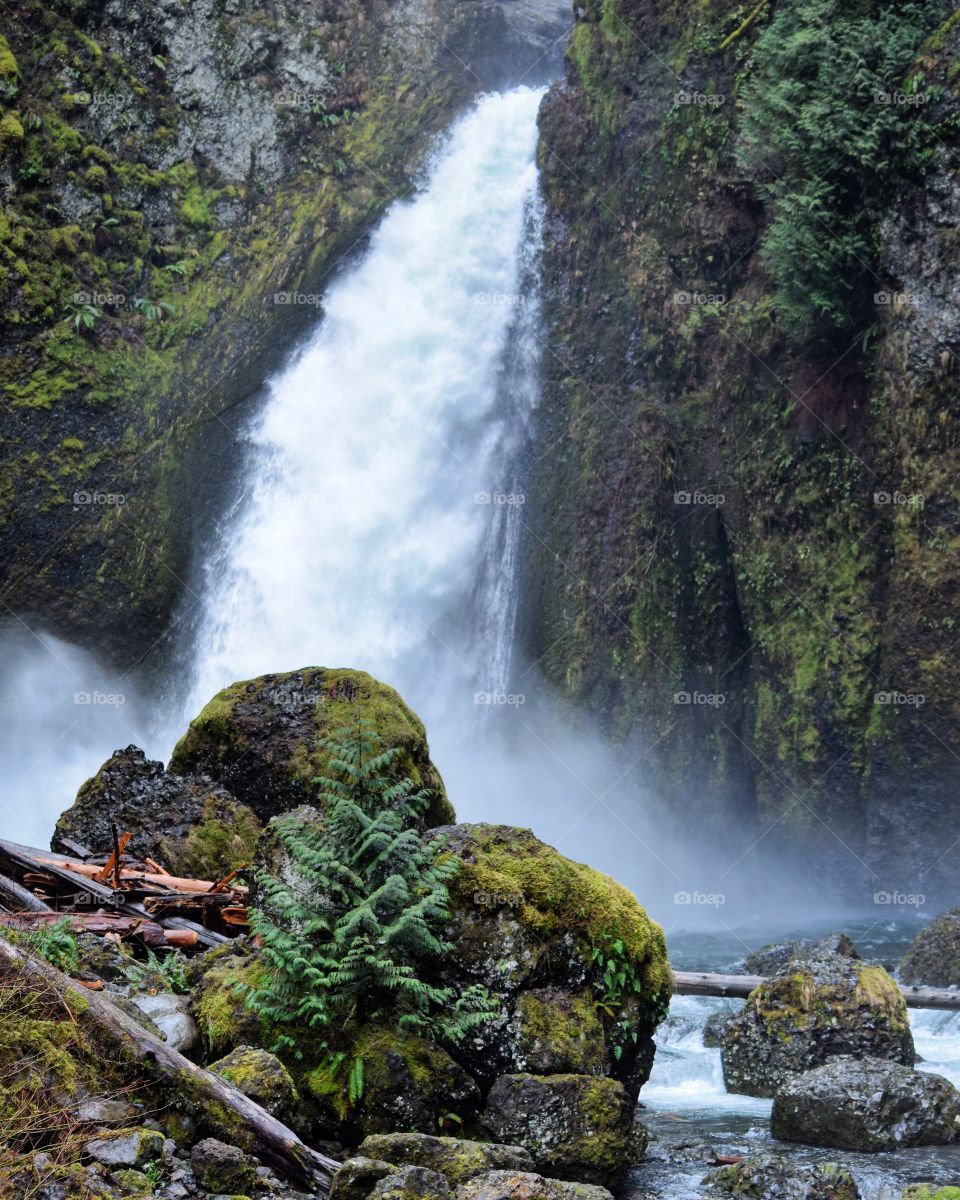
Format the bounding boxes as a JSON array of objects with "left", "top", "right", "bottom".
[
  {"left": 521, "top": 0, "right": 960, "bottom": 898},
  {"left": 0, "top": 0, "right": 514, "bottom": 666}
]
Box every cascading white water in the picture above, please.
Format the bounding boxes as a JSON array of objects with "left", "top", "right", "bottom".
[{"left": 180, "top": 86, "right": 546, "bottom": 746}]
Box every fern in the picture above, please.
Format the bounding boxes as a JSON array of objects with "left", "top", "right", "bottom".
[{"left": 245, "top": 719, "right": 496, "bottom": 1097}]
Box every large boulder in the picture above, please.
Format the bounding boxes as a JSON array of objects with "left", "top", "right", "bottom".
[
  {"left": 357, "top": 1134, "right": 534, "bottom": 1184},
  {"left": 720, "top": 952, "right": 913, "bottom": 1097},
  {"left": 899, "top": 910, "right": 960, "bottom": 986},
  {"left": 54, "top": 745, "right": 261, "bottom": 876},
  {"left": 208, "top": 1045, "right": 299, "bottom": 1121},
  {"left": 705, "top": 1156, "right": 860, "bottom": 1200},
  {"left": 480, "top": 1073, "right": 638, "bottom": 1188},
  {"left": 455, "top": 1174, "right": 614, "bottom": 1199},
  {"left": 438, "top": 824, "right": 671, "bottom": 1096},
  {"left": 772, "top": 1056, "right": 960, "bottom": 1151},
  {"left": 168, "top": 667, "right": 454, "bottom": 826}
]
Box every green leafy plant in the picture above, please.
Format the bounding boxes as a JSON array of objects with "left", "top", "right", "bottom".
[
  {"left": 23, "top": 919, "right": 80, "bottom": 975},
  {"left": 161, "top": 259, "right": 189, "bottom": 277},
  {"left": 133, "top": 296, "right": 175, "bottom": 320},
  {"left": 244, "top": 719, "right": 496, "bottom": 1092},
  {"left": 591, "top": 938, "right": 650, "bottom": 1060},
  {"left": 62, "top": 302, "right": 100, "bottom": 332},
  {"left": 122, "top": 949, "right": 189, "bottom": 995},
  {"left": 736, "top": 0, "right": 950, "bottom": 342}
]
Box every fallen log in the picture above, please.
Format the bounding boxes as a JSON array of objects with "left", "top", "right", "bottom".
[
  {"left": 672, "top": 969, "right": 960, "bottom": 1012},
  {"left": 0, "top": 935, "right": 339, "bottom": 1192},
  {"left": 0, "top": 870, "right": 50, "bottom": 913},
  {"left": 0, "top": 911, "right": 198, "bottom": 948},
  {"left": 32, "top": 854, "right": 249, "bottom": 898}
]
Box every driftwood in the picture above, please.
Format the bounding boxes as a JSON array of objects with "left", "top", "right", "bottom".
[
  {"left": 0, "top": 911, "right": 198, "bottom": 948},
  {"left": 0, "top": 935, "right": 340, "bottom": 1192},
  {"left": 672, "top": 969, "right": 960, "bottom": 1012},
  {"left": 31, "top": 853, "right": 248, "bottom": 898}
]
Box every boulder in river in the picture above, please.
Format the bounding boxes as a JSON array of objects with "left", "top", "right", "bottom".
[
  {"left": 899, "top": 909, "right": 960, "bottom": 986},
  {"left": 771, "top": 1056, "right": 960, "bottom": 1151},
  {"left": 745, "top": 932, "right": 860, "bottom": 976},
  {"left": 705, "top": 1155, "right": 860, "bottom": 1200},
  {"left": 168, "top": 667, "right": 454, "bottom": 826},
  {"left": 720, "top": 951, "right": 913, "bottom": 1097}
]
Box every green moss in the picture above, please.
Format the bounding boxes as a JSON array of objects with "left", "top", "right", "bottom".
[
  {"left": 194, "top": 954, "right": 270, "bottom": 1057},
  {"left": 163, "top": 795, "right": 261, "bottom": 879},
  {"left": 516, "top": 990, "right": 605, "bottom": 1074},
  {"left": 903, "top": 1189, "right": 960, "bottom": 1200},
  {"left": 0, "top": 112, "right": 23, "bottom": 151}
]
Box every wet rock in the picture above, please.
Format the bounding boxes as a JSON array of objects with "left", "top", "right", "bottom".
[
  {"left": 439, "top": 824, "right": 670, "bottom": 1096},
  {"left": 83, "top": 1127, "right": 165, "bottom": 1167},
  {"left": 55, "top": 745, "right": 261, "bottom": 877},
  {"left": 168, "top": 668, "right": 453, "bottom": 826},
  {"left": 455, "top": 1171, "right": 614, "bottom": 1199},
  {"left": 330, "top": 1156, "right": 397, "bottom": 1200},
  {"left": 189, "top": 1136, "right": 259, "bottom": 1193},
  {"left": 772, "top": 1056, "right": 960, "bottom": 1150},
  {"left": 75, "top": 1098, "right": 138, "bottom": 1125},
  {"left": 702, "top": 1010, "right": 733, "bottom": 1049},
  {"left": 720, "top": 954, "right": 914, "bottom": 1097},
  {"left": 357, "top": 1134, "right": 534, "bottom": 1184},
  {"left": 370, "top": 1165, "right": 451, "bottom": 1199},
  {"left": 129, "top": 992, "right": 198, "bottom": 1054},
  {"left": 480, "top": 1073, "right": 638, "bottom": 1188},
  {"left": 705, "top": 1155, "right": 860, "bottom": 1199},
  {"left": 209, "top": 1045, "right": 299, "bottom": 1120},
  {"left": 745, "top": 933, "right": 860, "bottom": 976},
  {"left": 899, "top": 909, "right": 960, "bottom": 986}
]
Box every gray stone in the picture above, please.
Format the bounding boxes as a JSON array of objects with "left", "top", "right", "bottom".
[{"left": 83, "top": 1127, "right": 165, "bottom": 1167}]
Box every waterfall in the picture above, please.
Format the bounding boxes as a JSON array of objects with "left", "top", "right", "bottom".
[{"left": 179, "top": 85, "right": 546, "bottom": 741}]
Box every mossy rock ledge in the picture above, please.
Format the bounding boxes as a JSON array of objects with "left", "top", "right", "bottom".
[
  {"left": 899, "top": 908, "right": 960, "bottom": 987},
  {"left": 720, "top": 950, "right": 914, "bottom": 1098}
]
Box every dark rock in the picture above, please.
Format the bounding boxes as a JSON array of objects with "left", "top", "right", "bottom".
[
  {"left": 745, "top": 933, "right": 860, "bottom": 977},
  {"left": 480, "top": 1073, "right": 638, "bottom": 1188},
  {"left": 705, "top": 1155, "right": 860, "bottom": 1199},
  {"left": 370, "top": 1164, "right": 451, "bottom": 1199},
  {"left": 330, "top": 1156, "right": 396, "bottom": 1200},
  {"left": 55, "top": 745, "right": 261, "bottom": 876},
  {"left": 168, "top": 667, "right": 454, "bottom": 826},
  {"left": 771, "top": 1056, "right": 960, "bottom": 1151},
  {"left": 209, "top": 1045, "right": 299, "bottom": 1120},
  {"left": 899, "top": 910, "right": 960, "bottom": 986},
  {"left": 721, "top": 954, "right": 914, "bottom": 1097},
  {"left": 358, "top": 1134, "right": 534, "bottom": 1184},
  {"left": 189, "top": 1136, "right": 259, "bottom": 1193},
  {"left": 702, "top": 1010, "right": 733, "bottom": 1049}
]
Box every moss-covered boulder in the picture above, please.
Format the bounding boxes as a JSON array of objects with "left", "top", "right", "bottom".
[
  {"left": 439, "top": 824, "right": 670, "bottom": 1094},
  {"left": 189, "top": 947, "right": 270, "bottom": 1058},
  {"left": 456, "top": 1173, "right": 614, "bottom": 1200},
  {"left": 305, "top": 1026, "right": 481, "bottom": 1139},
  {"left": 705, "top": 1156, "right": 861, "bottom": 1200},
  {"left": 721, "top": 953, "right": 914, "bottom": 1098},
  {"left": 55, "top": 745, "right": 261, "bottom": 876},
  {"left": 899, "top": 909, "right": 960, "bottom": 986},
  {"left": 902, "top": 1188, "right": 960, "bottom": 1200},
  {"left": 745, "top": 933, "right": 859, "bottom": 977},
  {"left": 189, "top": 1136, "right": 259, "bottom": 1193},
  {"left": 479, "top": 1073, "right": 639, "bottom": 1188},
  {"left": 771, "top": 1056, "right": 960, "bottom": 1151},
  {"left": 169, "top": 668, "right": 453, "bottom": 826},
  {"left": 357, "top": 1134, "right": 534, "bottom": 1184},
  {"left": 209, "top": 1045, "right": 299, "bottom": 1121}
]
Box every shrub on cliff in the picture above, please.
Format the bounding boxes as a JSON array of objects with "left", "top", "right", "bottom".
[
  {"left": 736, "top": 0, "right": 950, "bottom": 342},
  {"left": 244, "top": 720, "right": 494, "bottom": 1103}
]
